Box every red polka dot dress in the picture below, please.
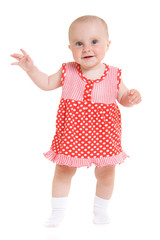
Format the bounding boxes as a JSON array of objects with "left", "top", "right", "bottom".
[{"left": 43, "top": 62, "right": 128, "bottom": 168}]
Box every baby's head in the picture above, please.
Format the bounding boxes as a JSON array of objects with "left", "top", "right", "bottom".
[
  {"left": 69, "top": 15, "right": 109, "bottom": 43},
  {"left": 68, "top": 15, "right": 111, "bottom": 70}
]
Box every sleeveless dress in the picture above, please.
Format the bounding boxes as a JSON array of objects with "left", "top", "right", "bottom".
[{"left": 43, "top": 62, "right": 129, "bottom": 168}]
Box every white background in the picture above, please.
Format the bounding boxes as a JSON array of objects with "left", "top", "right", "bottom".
[{"left": 1, "top": 0, "right": 160, "bottom": 239}]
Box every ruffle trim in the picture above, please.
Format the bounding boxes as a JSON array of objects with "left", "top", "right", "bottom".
[{"left": 43, "top": 150, "right": 129, "bottom": 168}]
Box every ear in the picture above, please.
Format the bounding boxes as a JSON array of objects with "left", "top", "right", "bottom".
[
  {"left": 106, "top": 40, "right": 111, "bottom": 52},
  {"left": 107, "top": 40, "right": 111, "bottom": 47}
]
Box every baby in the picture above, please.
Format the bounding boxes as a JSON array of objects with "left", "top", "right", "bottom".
[{"left": 11, "top": 15, "right": 141, "bottom": 227}]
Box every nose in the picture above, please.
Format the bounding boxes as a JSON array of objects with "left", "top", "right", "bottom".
[{"left": 82, "top": 44, "right": 91, "bottom": 53}]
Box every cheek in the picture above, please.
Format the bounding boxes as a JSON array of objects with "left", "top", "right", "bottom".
[
  {"left": 95, "top": 45, "right": 105, "bottom": 54},
  {"left": 72, "top": 48, "right": 81, "bottom": 59}
]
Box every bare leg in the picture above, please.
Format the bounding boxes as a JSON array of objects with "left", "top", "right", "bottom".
[
  {"left": 44, "top": 165, "right": 77, "bottom": 227},
  {"left": 93, "top": 165, "right": 116, "bottom": 224},
  {"left": 52, "top": 165, "right": 77, "bottom": 197},
  {"left": 95, "top": 165, "right": 116, "bottom": 200}
]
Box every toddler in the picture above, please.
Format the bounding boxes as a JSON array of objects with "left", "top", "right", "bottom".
[{"left": 11, "top": 15, "right": 141, "bottom": 227}]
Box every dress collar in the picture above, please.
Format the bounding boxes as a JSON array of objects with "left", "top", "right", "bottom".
[{"left": 76, "top": 63, "right": 110, "bottom": 83}]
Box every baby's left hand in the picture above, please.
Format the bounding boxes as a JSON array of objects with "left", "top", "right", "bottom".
[{"left": 127, "top": 89, "right": 142, "bottom": 105}]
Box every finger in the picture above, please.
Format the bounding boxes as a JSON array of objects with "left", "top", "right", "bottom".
[
  {"left": 130, "top": 95, "right": 141, "bottom": 104},
  {"left": 26, "top": 54, "right": 32, "bottom": 62},
  {"left": 10, "top": 54, "right": 24, "bottom": 60},
  {"left": 129, "top": 89, "right": 135, "bottom": 95},
  {"left": 127, "top": 89, "right": 131, "bottom": 95},
  {"left": 128, "top": 93, "right": 137, "bottom": 102},
  {"left": 10, "top": 62, "right": 20, "bottom": 66},
  {"left": 10, "top": 53, "right": 23, "bottom": 58},
  {"left": 128, "top": 89, "right": 135, "bottom": 96},
  {"left": 20, "top": 48, "right": 28, "bottom": 57},
  {"left": 135, "top": 96, "right": 142, "bottom": 104},
  {"left": 129, "top": 96, "right": 137, "bottom": 103}
]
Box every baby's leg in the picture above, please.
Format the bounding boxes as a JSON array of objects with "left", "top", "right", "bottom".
[
  {"left": 44, "top": 165, "right": 77, "bottom": 227},
  {"left": 93, "top": 165, "right": 116, "bottom": 224},
  {"left": 52, "top": 165, "right": 77, "bottom": 197},
  {"left": 95, "top": 165, "right": 115, "bottom": 200}
]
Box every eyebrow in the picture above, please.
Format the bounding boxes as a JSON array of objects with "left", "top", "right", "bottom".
[
  {"left": 72, "top": 39, "right": 83, "bottom": 43},
  {"left": 71, "top": 37, "right": 99, "bottom": 44}
]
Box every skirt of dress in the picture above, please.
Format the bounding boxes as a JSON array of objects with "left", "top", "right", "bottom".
[{"left": 43, "top": 98, "right": 129, "bottom": 168}]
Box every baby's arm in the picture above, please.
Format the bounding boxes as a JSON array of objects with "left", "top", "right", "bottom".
[
  {"left": 117, "top": 80, "right": 142, "bottom": 107},
  {"left": 27, "top": 66, "right": 62, "bottom": 91},
  {"left": 11, "top": 49, "right": 62, "bottom": 91}
]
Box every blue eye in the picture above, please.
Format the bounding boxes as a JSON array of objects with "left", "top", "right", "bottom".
[
  {"left": 75, "top": 42, "right": 83, "bottom": 46},
  {"left": 92, "top": 40, "right": 98, "bottom": 44}
]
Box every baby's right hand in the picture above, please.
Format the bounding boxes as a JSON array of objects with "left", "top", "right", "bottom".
[{"left": 10, "top": 49, "right": 34, "bottom": 73}]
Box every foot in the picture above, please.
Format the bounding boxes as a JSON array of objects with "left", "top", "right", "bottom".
[
  {"left": 44, "top": 209, "right": 66, "bottom": 227},
  {"left": 93, "top": 211, "right": 111, "bottom": 224}
]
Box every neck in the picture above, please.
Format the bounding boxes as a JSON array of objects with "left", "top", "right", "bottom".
[
  {"left": 80, "top": 63, "right": 106, "bottom": 80},
  {"left": 80, "top": 63, "right": 104, "bottom": 73}
]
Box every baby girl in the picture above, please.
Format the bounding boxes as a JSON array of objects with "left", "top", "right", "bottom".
[{"left": 11, "top": 15, "right": 141, "bottom": 227}]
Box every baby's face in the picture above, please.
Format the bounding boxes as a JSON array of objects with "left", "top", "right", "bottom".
[{"left": 69, "top": 20, "right": 110, "bottom": 70}]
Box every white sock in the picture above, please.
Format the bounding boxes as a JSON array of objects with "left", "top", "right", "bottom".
[
  {"left": 44, "top": 197, "right": 68, "bottom": 227},
  {"left": 93, "top": 195, "right": 111, "bottom": 224}
]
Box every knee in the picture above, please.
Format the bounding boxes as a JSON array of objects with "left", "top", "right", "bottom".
[
  {"left": 55, "top": 165, "right": 77, "bottom": 179},
  {"left": 95, "top": 165, "right": 115, "bottom": 181}
]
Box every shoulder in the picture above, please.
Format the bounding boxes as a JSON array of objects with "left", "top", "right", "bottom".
[
  {"left": 61, "top": 62, "right": 78, "bottom": 83},
  {"left": 63, "top": 62, "right": 77, "bottom": 68},
  {"left": 62, "top": 62, "right": 77, "bottom": 72},
  {"left": 106, "top": 64, "right": 122, "bottom": 72},
  {"left": 104, "top": 64, "right": 122, "bottom": 91},
  {"left": 107, "top": 64, "right": 122, "bottom": 82}
]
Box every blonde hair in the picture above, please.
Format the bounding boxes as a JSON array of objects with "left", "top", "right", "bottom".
[{"left": 69, "top": 15, "right": 109, "bottom": 41}]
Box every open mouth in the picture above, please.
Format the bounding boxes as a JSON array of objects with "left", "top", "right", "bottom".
[{"left": 83, "top": 56, "right": 94, "bottom": 59}]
